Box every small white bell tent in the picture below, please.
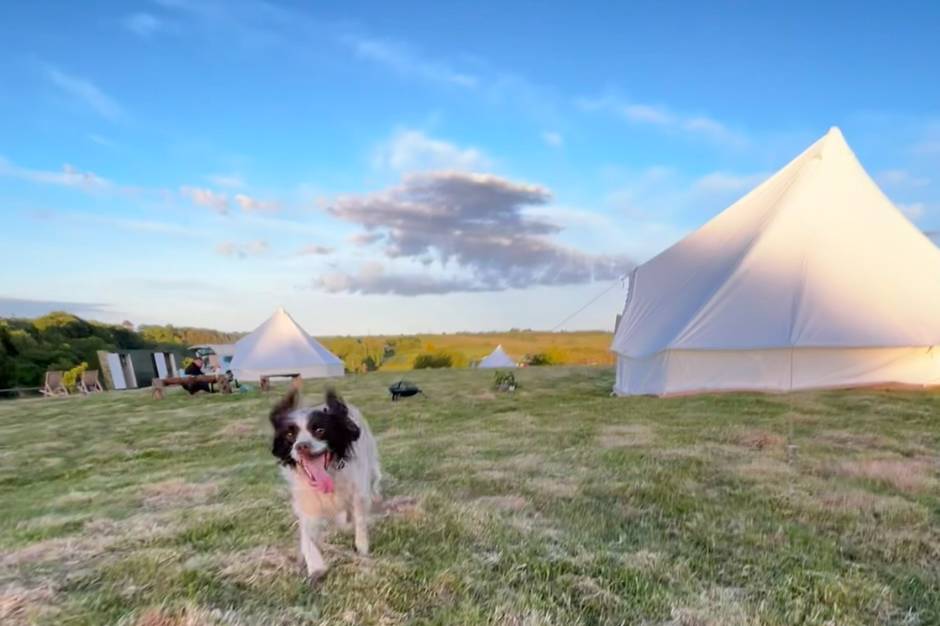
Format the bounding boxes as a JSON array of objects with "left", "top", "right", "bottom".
[
  {"left": 230, "top": 307, "right": 344, "bottom": 380},
  {"left": 478, "top": 345, "right": 517, "bottom": 368},
  {"left": 611, "top": 127, "right": 940, "bottom": 396}
]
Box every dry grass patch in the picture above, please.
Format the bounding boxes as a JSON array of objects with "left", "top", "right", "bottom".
[
  {"left": 620, "top": 548, "right": 663, "bottom": 570},
  {"left": 141, "top": 479, "right": 219, "bottom": 509},
  {"left": 734, "top": 428, "right": 785, "bottom": 450},
  {"left": 17, "top": 512, "right": 90, "bottom": 531},
  {"left": 0, "top": 582, "right": 56, "bottom": 625},
  {"left": 730, "top": 456, "right": 794, "bottom": 482},
  {"left": 376, "top": 495, "right": 423, "bottom": 521},
  {"left": 598, "top": 423, "right": 654, "bottom": 449},
  {"left": 813, "top": 489, "right": 928, "bottom": 521},
  {"left": 219, "top": 545, "right": 296, "bottom": 585},
  {"left": 216, "top": 419, "right": 258, "bottom": 438},
  {"left": 528, "top": 476, "right": 580, "bottom": 498},
  {"left": 474, "top": 495, "right": 528, "bottom": 512},
  {"left": 832, "top": 457, "right": 938, "bottom": 493},
  {"left": 663, "top": 587, "right": 758, "bottom": 626}
]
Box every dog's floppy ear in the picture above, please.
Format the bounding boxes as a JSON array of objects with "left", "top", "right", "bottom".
[
  {"left": 324, "top": 388, "right": 344, "bottom": 414},
  {"left": 324, "top": 388, "right": 360, "bottom": 457},
  {"left": 270, "top": 386, "right": 299, "bottom": 426}
]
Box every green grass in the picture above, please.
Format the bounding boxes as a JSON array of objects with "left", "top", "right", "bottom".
[{"left": 1, "top": 367, "right": 938, "bottom": 625}]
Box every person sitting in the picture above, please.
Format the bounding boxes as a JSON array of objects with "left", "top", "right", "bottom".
[{"left": 183, "top": 357, "right": 213, "bottom": 394}]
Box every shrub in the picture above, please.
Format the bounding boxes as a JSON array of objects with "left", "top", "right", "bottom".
[
  {"left": 413, "top": 352, "right": 453, "bottom": 369},
  {"left": 526, "top": 352, "right": 554, "bottom": 366},
  {"left": 493, "top": 371, "right": 518, "bottom": 391},
  {"left": 62, "top": 361, "right": 88, "bottom": 392}
]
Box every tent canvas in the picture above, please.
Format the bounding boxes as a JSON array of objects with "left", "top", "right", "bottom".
[
  {"left": 478, "top": 345, "right": 516, "bottom": 368},
  {"left": 230, "top": 308, "right": 344, "bottom": 380},
  {"left": 611, "top": 127, "right": 940, "bottom": 396}
]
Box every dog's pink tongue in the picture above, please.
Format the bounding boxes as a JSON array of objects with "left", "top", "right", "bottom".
[{"left": 301, "top": 455, "right": 334, "bottom": 493}]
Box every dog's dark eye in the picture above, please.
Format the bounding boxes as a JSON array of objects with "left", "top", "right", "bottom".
[
  {"left": 313, "top": 427, "right": 326, "bottom": 439},
  {"left": 285, "top": 429, "right": 296, "bottom": 442}
]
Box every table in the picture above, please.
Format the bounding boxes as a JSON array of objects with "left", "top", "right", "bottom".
[
  {"left": 259, "top": 373, "right": 302, "bottom": 391},
  {"left": 151, "top": 374, "right": 232, "bottom": 400}
]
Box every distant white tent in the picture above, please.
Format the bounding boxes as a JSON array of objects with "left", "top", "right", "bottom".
[
  {"left": 231, "top": 307, "right": 344, "bottom": 380},
  {"left": 612, "top": 127, "right": 940, "bottom": 396},
  {"left": 478, "top": 345, "right": 516, "bottom": 368}
]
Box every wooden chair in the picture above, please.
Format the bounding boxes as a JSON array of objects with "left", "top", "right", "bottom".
[
  {"left": 40, "top": 371, "right": 69, "bottom": 397},
  {"left": 78, "top": 369, "right": 104, "bottom": 394}
]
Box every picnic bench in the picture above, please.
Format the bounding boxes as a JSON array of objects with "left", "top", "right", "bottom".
[
  {"left": 259, "top": 373, "right": 301, "bottom": 392},
  {"left": 151, "top": 374, "right": 232, "bottom": 400}
]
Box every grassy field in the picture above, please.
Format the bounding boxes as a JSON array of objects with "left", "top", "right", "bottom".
[
  {"left": 323, "top": 331, "right": 615, "bottom": 372},
  {"left": 1, "top": 367, "right": 938, "bottom": 625}
]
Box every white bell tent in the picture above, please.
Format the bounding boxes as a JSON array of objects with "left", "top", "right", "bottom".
[
  {"left": 611, "top": 127, "right": 940, "bottom": 396},
  {"left": 478, "top": 345, "right": 517, "bottom": 368},
  {"left": 231, "top": 307, "right": 344, "bottom": 380}
]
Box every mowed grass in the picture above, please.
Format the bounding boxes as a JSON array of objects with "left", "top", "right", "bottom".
[{"left": 1, "top": 367, "right": 938, "bottom": 625}]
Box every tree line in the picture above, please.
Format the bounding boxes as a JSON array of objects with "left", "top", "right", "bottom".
[{"left": 0, "top": 312, "right": 241, "bottom": 390}]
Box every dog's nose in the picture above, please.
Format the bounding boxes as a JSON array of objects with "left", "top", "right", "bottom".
[{"left": 295, "top": 441, "right": 312, "bottom": 453}]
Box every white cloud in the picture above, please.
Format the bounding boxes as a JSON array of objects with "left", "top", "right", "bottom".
[
  {"left": 323, "top": 171, "right": 632, "bottom": 294},
  {"left": 44, "top": 65, "right": 124, "bottom": 121},
  {"left": 0, "top": 157, "right": 111, "bottom": 191},
  {"left": 207, "top": 174, "right": 245, "bottom": 189},
  {"left": 234, "top": 193, "right": 279, "bottom": 213},
  {"left": 541, "top": 131, "right": 564, "bottom": 148},
  {"left": 123, "top": 12, "right": 167, "bottom": 38},
  {"left": 691, "top": 171, "right": 770, "bottom": 194},
  {"left": 876, "top": 169, "right": 930, "bottom": 189},
  {"left": 577, "top": 94, "right": 746, "bottom": 147},
  {"left": 339, "top": 33, "right": 478, "bottom": 88},
  {"left": 621, "top": 104, "right": 673, "bottom": 125},
  {"left": 898, "top": 202, "right": 926, "bottom": 220},
  {"left": 181, "top": 186, "right": 229, "bottom": 213},
  {"left": 348, "top": 232, "right": 384, "bottom": 246},
  {"left": 87, "top": 133, "right": 117, "bottom": 148},
  {"left": 592, "top": 166, "right": 772, "bottom": 262},
  {"left": 215, "top": 240, "right": 269, "bottom": 258},
  {"left": 297, "top": 244, "right": 333, "bottom": 256},
  {"left": 373, "top": 129, "right": 490, "bottom": 173},
  {"left": 912, "top": 122, "right": 940, "bottom": 156},
  {"left": 316, "top": 262, "right": 484, "bottom": 296}
]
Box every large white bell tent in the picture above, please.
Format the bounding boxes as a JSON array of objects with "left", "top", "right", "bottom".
[
  {"left": 611, "top": 127, "right": 940, "bottom": 396},
  {"left": 230, "top": 307, "right": 344, "bottom": 380},
  {"left": 478, "top": 345, "right": 517, "bottom": 368}
]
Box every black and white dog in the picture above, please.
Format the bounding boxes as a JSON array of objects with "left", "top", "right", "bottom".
[{"left": 269, "top": 386, "right": 381, "bottom": 580}]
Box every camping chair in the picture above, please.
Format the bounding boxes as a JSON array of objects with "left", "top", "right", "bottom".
[
  {"left": 78, "top": 370, "right": 104, "bottom": 394},
  {"left": 40, "top": 371, "right": 69, "bottom": 397},
  {"left": 388, "top": 380, "right": 424, "bottom": 401}
]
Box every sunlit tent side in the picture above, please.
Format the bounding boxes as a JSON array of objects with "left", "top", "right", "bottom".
[
  {"left": 478, "top": 344, "right": 517, "bottom": 368},
  {"left": 230, "top": 307, "right": 344, "bottom": 381},
  {"left": 611, "top": 127, "right": 940, "bottom": 396}
]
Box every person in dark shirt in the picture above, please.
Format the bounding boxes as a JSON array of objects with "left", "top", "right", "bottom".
[{"left": 183, "top": 357, "right": 212, "bottom": 394}]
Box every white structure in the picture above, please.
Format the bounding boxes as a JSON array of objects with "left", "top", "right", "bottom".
[
  {"left": 102, "top": 352, "right": 137, "bottom": 390},
  {"left": 152, "top": 352, "right": 179, "bottom": 378},
  {"left": 478, "top": 345, "right": 516, "bottom": 368},
  {"left": 230, "top": 307, "right": 344, "bottom": 380},
  {"left": 612, "top": 127, "right": 940, "bottom": 396}
]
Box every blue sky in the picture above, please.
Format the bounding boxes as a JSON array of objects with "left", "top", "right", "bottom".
[{"left": 1, "top": 1, "right": 938, "bottom": 334}]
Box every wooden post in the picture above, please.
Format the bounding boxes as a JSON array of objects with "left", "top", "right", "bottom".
[{"left": 152, "top": 378, "right": 165, "bottom": 400}]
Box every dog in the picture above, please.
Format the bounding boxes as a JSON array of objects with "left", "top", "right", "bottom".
[{"left": 269, "top": 385, "right": 381, "bottom": 581}]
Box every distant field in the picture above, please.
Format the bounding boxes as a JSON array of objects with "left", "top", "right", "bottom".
[
  {"left": 1, "top": 367, "right": 938, "bottom": 625},
  {"left": 322, "top": 330, "right": 615, "bottom": 372}
]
